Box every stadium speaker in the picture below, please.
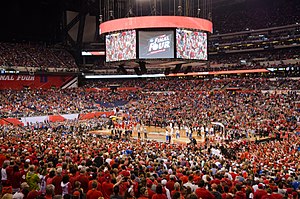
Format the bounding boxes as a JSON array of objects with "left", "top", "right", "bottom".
[
  {"left": 184, "top": 66, "right": 192, "bottom": 74},
  {"left": 172, "top": 64, "right": 182, "bottom": 73},
  {"left": 118, "top": 65, "right": 127, "bottom": 75},
  {"left": 139, "top": 61, "right": 147, "bottom": 74},
  {"left": 164, "top": 67, "right": 171, "bottom": 75},
  {"left": 134, "top": 67, "right": 142, "bottom": 75}
]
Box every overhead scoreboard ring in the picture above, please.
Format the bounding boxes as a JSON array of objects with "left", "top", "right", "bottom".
[
  {"left": 100, "top": 16, "right": 213, "bottom": 34},
  {"left": 100, "top": 16, "right": 213, "bottom": 65}
]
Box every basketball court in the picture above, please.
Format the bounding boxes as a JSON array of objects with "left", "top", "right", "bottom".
[
  {"left": 92, "top": 126, "right": 210, "bottom": 145},
  {"left": 91, "top": 125, "right": 265, "bottom": 145}
]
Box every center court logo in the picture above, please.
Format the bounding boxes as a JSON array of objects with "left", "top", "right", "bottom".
[{"left": 148, "top": 34, "right": 171, "bottom": 55}]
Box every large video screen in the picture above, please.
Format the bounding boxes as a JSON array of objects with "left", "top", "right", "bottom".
[
  {"left": 176, "top": 29, "right": 207, "bottom": 60},
  {"left": 106, "top": 30, "right": 136, "bottom": 62},
  {"left": 138, "top": 30, "right": 175, "bottom": 59}
]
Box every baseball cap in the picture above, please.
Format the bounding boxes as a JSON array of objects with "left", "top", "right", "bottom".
[
  {"left": 73, "top": 191, "right": 80, "bottom": 196},
  {"left": 161, "top": 179, "right": 167, "bottom": 185}
]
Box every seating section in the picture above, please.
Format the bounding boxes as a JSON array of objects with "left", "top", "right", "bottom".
[{"left": 0, "top": 42, "right": 77, "bottom": 70}]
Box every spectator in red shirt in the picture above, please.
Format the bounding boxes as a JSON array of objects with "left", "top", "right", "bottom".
[
  {"left": 166, "top": 175, "right": 176, "bottom": 192},
  {"left": 146, "top": 179, "right": 155, "bottom": 199},
  {"left": 46, "top": 169, "right": 56, "bottom": 186},
  {"left": 87, "top": 180, "right": 103, "bottom": 199},
  {"left": 26, "top": 189, "right": 41, "bottom": 199},
  {"left": 102, "top": 174, "right": 114, "bottom": 199},
  {"left": 45, "top": 184, "right": 55, "bottom": 199},
  {"left": 73, "top": 181, "right": 85, "bottom": 199},
  {"left": 235, "top": 184, "right": 246, "bottom": 199},
  {"left": 195, "top": 180, "right": 215, "bottom": 199},
  {"left": 222, "top": 185, "right": 233, "bottom": 199},
  {"left": 270, "top": 187, "right": 283, "bottom": 199},
  {"left": 171, "top": 182, "right": 181, "bottom": 198},
  {"left": 261, "top": 188, "right": 273, "bottom": 199},
  {"left": 0, "top": 151, "right": 6, "bottom": 169},
  {"left": 88, "top": 173, "right": 102, "bottom": 191},
  {"left": 11, "top": 165, "right": 22, "bottom": 193},
  {"left": 152, "top": 184, "right": 167, "bottom": 199},
  {"left": 51, "top": 168, "right": 63, "bottom": 195},
  {"left": 76, "top": 169, "right": 89, "bottom": 193},
  {"left": 6, "top": 161, "right": 14, "bottom": 186},
  {"left": 69, "top": 167, "right": 78, "bottom": 189},
  {"left": 254, "top": 184, "right": 267, "bottom": 199}
]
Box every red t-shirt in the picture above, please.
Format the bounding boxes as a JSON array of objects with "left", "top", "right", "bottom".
[
  {"left": 254, "top": 189, "right": 268, "bottom": 199},
  {"left": 52, "top": 175, "right": 63, "bottom": 195},
  {"left": 69, "top": 174, "right": 78, "bottom": 188},
  {"left": 147, "top": 187, "right": 155, "bottom": 199},
  {"left": 76, "top": 174, "right": 89, "bottom": 193},
  {"left": 119, "top": 181, "right": 130, "bottom": 196},
  {"left": 88, "top": 180, "right": 102, "bottom": 191},
  {"left": 26, "top": 190, "right": 41, "bottom": 199},
  {"left": 166, "top": 180, "right": 175, "bottom": 191},
  {"left": 102, "top": 181, "right": 114, "bottom": 199},
  {"left": 11, "top": 171, "right": 22, "bottom": 189},
  {"left": 86, "top": 189, "right": 103, "bottom": 199},
  {"left": 195, "top": 188, "right": 216, "bottom": 199},
  {"left": 270, "top": 193, "right": 283, "bottom": 199},
  {"left": 152, "top": 193, "right": 167, "bottom": 199}
]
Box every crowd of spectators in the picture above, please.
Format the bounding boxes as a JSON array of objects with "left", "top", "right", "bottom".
[
  {"left": 1, "top": 78, "right": 300, "bottom": 138},
  {"left": 82, "top": 77, "right": 300, "bottom": 92},
  {"left": 128, "top": 87, "right": 299, "bottom": 134},
  {"left": 209, "top": 27, "right": 300, "bottom": 48},
  {"left": 0, "top": 88, "right": 138, "bottom": 118},
  {"left": 212, "top": 0, "right": 300, "bottom": 34},
  {"left": 209, "top": 48, "right": 300, "bottom": 64},
  {"left": 82, "top": 47, "right": 300, "bottom": 74},
  {"left": 0, "top": 42, "right": 77, "bottom": 71},
  {"left": 0, "top": 114, "right": 299, "bottom": 199},
  {"left": 209, "top": 34, "right": 300, "bottom": 53},
  {"left": 0, "top": 88, "right": 100, "bottom": 118},
  {"left": 192, "top": 63, "right": 300, "bottom": 73}
]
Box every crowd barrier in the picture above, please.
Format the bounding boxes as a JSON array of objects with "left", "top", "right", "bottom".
[{"left": 0, "top": 111, "right": 115, "bottom": 126}]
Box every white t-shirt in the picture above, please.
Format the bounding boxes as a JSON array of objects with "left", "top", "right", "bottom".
[
  {"left": 170, "top": 128, "right": 174, "bottom": 135},
  {"left": 183, "top": 182, "right": 198, "bottom": 192},
  {"left": 201, "top": 126, "right": 205, "bottom": 133},
  {"left": 1, "top": 168, "right": 7, "bottom": 180}
]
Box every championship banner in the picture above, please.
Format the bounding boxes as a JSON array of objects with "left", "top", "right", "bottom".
[{"left": 0, "top": 75, "right": 77, "bottom": 90}]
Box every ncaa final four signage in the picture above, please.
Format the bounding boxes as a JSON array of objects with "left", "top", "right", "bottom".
[
  {"left": 139, "top": 30, "right": 175, "bottom": 59},
  {"left": 148, "top": 34, "right": 171, "bottom": 55},
  {"left": 0, "top": 75, "right": 35, "bottom": 81},
  {"left": 100, "top": 16, "right": 213, "bottom": 63},
  {"left": 0, "top": 75, "right": 77, "bottom": 90}
]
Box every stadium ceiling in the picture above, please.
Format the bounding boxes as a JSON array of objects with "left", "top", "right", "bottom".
[
  {"left": 63, "top": 0, "right": 213, "bottom": 18},
  {"left": 62, "top": 0, "right": 243, "bottom": 16}
]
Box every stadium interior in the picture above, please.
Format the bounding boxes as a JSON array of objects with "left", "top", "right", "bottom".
[{"left": 0, "top": 0, "right": 299, "bottom": 199}]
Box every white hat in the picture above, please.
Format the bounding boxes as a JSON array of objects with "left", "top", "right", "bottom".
[
  {"left": 57, "top": 168, "right": 62, "bottom": 174},
  {"left": 161, "top": 179, "right": 167, "bottom": 185}
]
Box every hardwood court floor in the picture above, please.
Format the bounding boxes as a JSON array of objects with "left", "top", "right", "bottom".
[
  {"left": 92, "top": 126, "right": 208, "bottom": 144},
  {"left": 91, "top": 125, "right": 263, "bottom": 145}
]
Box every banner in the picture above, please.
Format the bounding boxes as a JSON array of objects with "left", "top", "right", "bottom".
[{"left": 0, "top": 75, "right": 76, "bottom": 90}]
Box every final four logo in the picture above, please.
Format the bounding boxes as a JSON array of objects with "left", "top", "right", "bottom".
[{"left": 148, "top": 34, "right": 171, "bottom": 55}]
